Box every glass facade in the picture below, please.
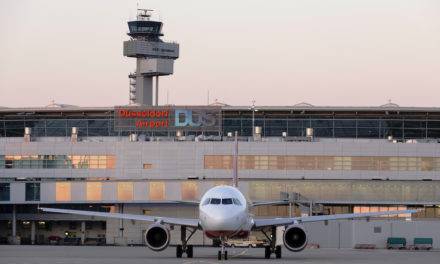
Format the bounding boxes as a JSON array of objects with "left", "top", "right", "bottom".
[
  {"left": 214, "top": 181, "right": 232, "bottom": 186},
  {"left": 248, "top": 180, "right": 440, "bottom": 202},
  {"left": 1, "top": 108, "right": 440, "bottom": 139},
  {"left": 0, "top": 155, "right": 115, "bottom": 169},
  {"left": 117, "top": 182, "right": 133, "bottom": 200},
  {"left": 55, "top": 182, "right": 71, "bottom": 201},
  {"left": 353, "top": 206, "right": 408, "bottom": 217},
  {"left": 181, "top": 181, "right": 198, "bottom": 200},
  {"left": 87, "top": 182, "right": 102, "bottom": 201},
  {"left": 0, "top": 180, "right": 432, "bottom": 204},
  {"left": 25, "top": 183, "right": 40, "bottom": 201},
  {"left": 0, "top": 180, "right": 438, "bottom": 219},
  {"left": 150, "top": 182, "right": 165, "bottom": 200},
  {"left": 253, "top": 205, "right": 290, "bottom": 217},
  {"left": 205, "top": 155, "right": 440, "bottom": 171},
  {"left": 222, "top": 115, "right": 440, "bottom": 139},
  {"left": 0, "top": 118, "right": 114, "bottom": 137},
  {"left": 0, "top": 183, "right": 10, "bottom": 201}
]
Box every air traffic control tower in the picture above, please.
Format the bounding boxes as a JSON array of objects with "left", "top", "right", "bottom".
[{"left": 123, "top": 9, "right": 179, "bottom": 105}]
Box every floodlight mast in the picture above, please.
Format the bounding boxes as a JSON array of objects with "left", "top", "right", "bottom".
[{"left": 124, "top": 8, "right": 179, "bottom": 106}]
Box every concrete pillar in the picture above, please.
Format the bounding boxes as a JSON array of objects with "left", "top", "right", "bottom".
[
  {"left": 12, "top": 204, "right": 16, "bottom": 237},
  {"left": 113, "top": 204, "right": 128, "bottom": 246},
  {"left": 155, "top": 76, "right": 159, "bottom": 106},
  {"left": 31, "top": 221, "right": 36, "bottom": 245},
  {"left": 118, "top": 204, "right": 124, "bottom": 237},
  {"left": 135, "top": 75, "right": 153, "bottom": 105},
  {"left": 338, "top": 222, "right": 341, "bottom": 249},
  {"left": 81, "top": 221, "right": 86, "bottom": 245}
]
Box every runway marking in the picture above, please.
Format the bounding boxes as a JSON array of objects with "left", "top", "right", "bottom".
[
  {"left": 229, "top": 248, "right": 249, "bottom": 259},
  {"left": 182, "top": 248, "right": 248, "bottom": 263},
  {"left": 183, "top": 261, "right": 221, "bottom": 264}
]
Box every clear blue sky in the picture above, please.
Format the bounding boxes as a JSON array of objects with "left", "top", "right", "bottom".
[{"left": 1, "top": 0, "right": 439, "bottom": 107}]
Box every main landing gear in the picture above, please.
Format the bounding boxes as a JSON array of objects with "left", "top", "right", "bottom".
[
  {"left": 176, "top": 226, "right": 196, "bottom": 258},
  {"left": 261, "top": 226, "right": 282, "bottom": 259},
  {"left": 217, "top": 236, "right": 228, "bottom": 260}
]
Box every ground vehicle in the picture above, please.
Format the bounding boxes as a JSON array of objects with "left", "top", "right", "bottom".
[{"left": 226, "top": 236, "right": 269, "bottom": 248}]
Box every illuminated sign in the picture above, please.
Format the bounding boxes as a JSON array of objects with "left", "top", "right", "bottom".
[
  {"left": 114, "top": 106, "right": 221, "bottom": 132},
  {"left": 175, "top": 109, "right": 218, "bottom": 127}
]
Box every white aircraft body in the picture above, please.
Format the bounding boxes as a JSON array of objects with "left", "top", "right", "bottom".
[{"left": 40, "top": 132, "right": 419, "bottom": 260}]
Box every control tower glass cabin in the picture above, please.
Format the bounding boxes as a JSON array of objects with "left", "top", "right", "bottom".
[{"left": 127, "top": 20, "right": 163, "bottom": 41}]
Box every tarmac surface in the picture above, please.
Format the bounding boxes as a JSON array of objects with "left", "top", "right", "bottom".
[{"left": 1, "top": 245, "right": 440, "bottom": 264}]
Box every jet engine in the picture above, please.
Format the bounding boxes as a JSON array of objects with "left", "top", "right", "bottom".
[
  {"left": 145, "top": 224, "right": 170, "bottom": 251},
  {"left": 283, "top": 224, "right": 308, "bottom": 252}
]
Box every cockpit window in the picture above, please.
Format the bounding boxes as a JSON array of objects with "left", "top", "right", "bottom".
[
  {"left": 201, "top": 198, "right": 210, "bottom": 206},
  {"left": 207, "top": 198, "right": 241, "bottom": 205},
  {"left": 233, "top": 198, "right": 242, "bottom": 205},
  {"left": 222, "top": 198, "right": 233, "bottom": 205}
]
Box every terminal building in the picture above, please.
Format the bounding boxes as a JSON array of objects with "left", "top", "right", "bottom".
[
  {"left": 1, "top": 103, "right": 440, "bottom": 247},
  {"left": 1, "top": 9, "right": 440, "bottom": 249}
]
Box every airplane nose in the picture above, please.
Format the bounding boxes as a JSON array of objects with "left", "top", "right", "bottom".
[{"left": 204, "top": 207, "right": 244, "bottom": 231}]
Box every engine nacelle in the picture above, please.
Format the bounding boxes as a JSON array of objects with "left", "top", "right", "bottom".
[
  {"left": 145, "top": 224, "right": 170, "bottom": 251},
  {"left": 283, "top": 224, "right": 308, "bottom": 252}
]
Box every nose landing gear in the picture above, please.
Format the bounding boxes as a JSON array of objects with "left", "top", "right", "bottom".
[{"left": 217, "top": 236, "right": 228, "bottom": 260}]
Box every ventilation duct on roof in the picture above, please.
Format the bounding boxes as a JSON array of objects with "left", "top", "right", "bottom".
[
  {"left": 306, "top": 128, "right": 314, "bottom": 138},
  {"left": 129, "top": 134, "right": 138, "bottom": 142},
  {"left": 254, "top": 126, "right": 262, "bottom": 141},
  {"left": 24, "top": 127, "right": 31, "bottom": 142},
  {"left": 71, "top": 127, "right": 79, "bottom": 142}
]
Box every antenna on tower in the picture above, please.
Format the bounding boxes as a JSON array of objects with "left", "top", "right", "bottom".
[{"left": 137, "top": 8, "right": 153, "bottom": 21}]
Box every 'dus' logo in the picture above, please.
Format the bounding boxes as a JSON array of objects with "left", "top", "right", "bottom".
[{"left": 175, "top": 110, "right": 218, "bottom": 127}]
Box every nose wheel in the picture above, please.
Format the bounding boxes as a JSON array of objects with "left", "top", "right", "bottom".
[{"left": 217, "top": 237, "right": 228, "bottom": 260}]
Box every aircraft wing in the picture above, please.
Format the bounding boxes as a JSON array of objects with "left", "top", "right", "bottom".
[
  {"left": 251, "top": 201, "right": 289, "bottom": 207},
  {"left": 253, "top": 209, "right": 419, "bottom": 229},
  {"left": 39, "top": 207, "right": 200, "bottom": 228},
  {"left": 170, "top": 200, "right": 200, "bottom": 205}
]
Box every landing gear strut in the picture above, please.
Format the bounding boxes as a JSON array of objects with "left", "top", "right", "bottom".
[
  {"left": 261, "top": 226, "right": 282, "bottom": 259},
  {"left": 217, "top": 236, "right": 228, "bottom": 260},
  {"left": 176, "top": 226, "right": 196, "bottom": 258}
]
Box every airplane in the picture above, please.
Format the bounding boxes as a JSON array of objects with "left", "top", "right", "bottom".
[{"left": 40, "top": 132, "right": 419, "bottom": 260}]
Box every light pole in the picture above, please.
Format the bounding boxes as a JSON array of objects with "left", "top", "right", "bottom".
[{"left": 250, "top": 100, "right": 257, "bottom": 137}]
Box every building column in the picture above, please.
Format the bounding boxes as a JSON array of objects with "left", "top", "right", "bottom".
[
  {"left": 81, "top": 221, "right": 86, "bottom": 245},
  {"left": 155, "top": 76, "right": 159, "bottom": 106},
  {"left": 12, "top": 204, "right": 16, "bottom": 237},
  {"left": 31, "top": 221, "right": 36, "bottom": 245},
  {"left": 118, "top": 204, "right": 124, "bottom": 237}
]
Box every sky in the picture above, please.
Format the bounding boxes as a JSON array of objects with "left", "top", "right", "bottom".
[{"left": 0, "top": 0, "right": 439, "bottom": 108}]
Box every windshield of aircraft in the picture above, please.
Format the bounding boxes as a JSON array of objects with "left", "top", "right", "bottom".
[
  {"left": 222, "top": 198, "right": 233, "bottom": 204},
  {"left": 201, "top": 198, "right": 211, "bottom": 206},
  {"left": 201, "top": 198, "right": 242, "bottom": 206}
]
